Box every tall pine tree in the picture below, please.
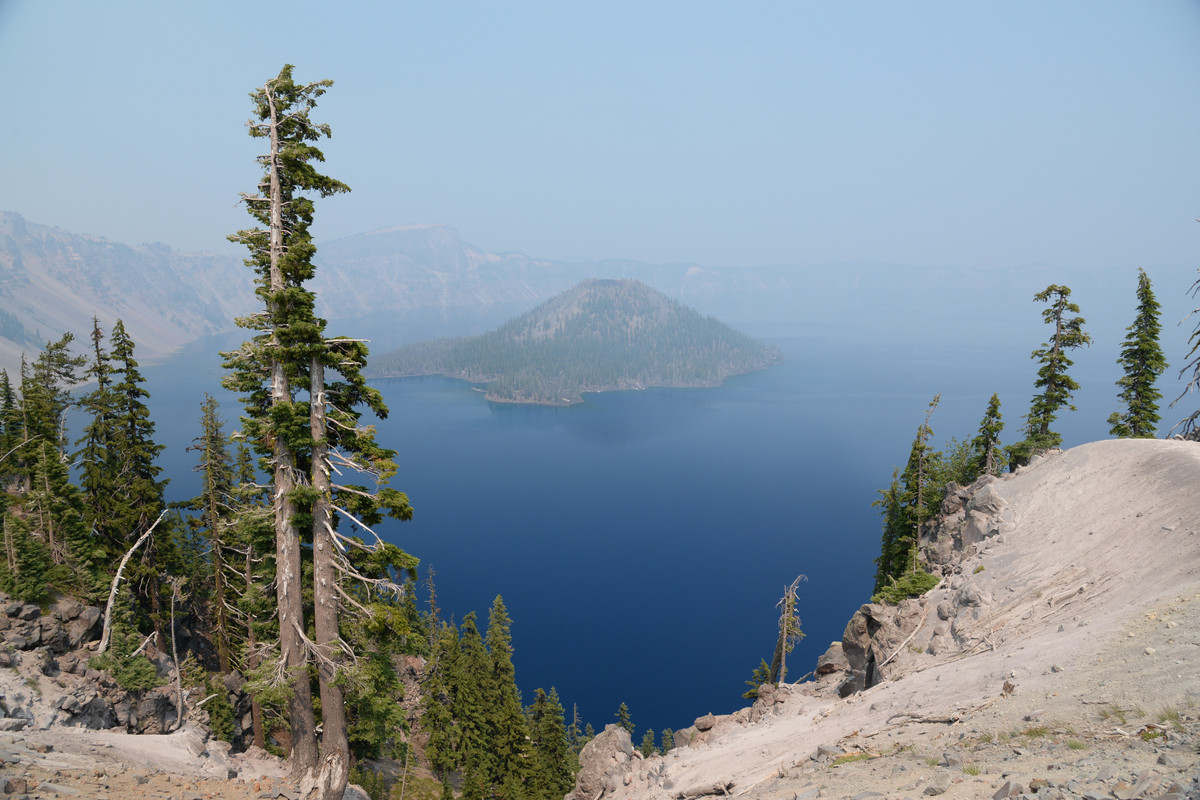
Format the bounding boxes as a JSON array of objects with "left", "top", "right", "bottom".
[
  {"left": 1013, "top": 285, "right": 1090, "bottom": 462},
  {"left": 966, "top": 393, "right": 1004, "bottom": 481},
  {"left": 1108, "top": 268, "right": 1166, "bottom": 438},
  {"left": 485, "top": 595, "right": 530, "bottom": 791},
  {"left": 223, "top": 66, "right": 413, "bottom": 797}
]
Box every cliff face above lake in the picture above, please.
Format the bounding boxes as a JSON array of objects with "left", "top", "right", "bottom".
[{"left": 368, "top": 279, "right": 782, "bottom": 405}]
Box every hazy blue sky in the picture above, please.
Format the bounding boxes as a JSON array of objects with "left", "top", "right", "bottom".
[{"left": 2, "top": 2, "right": 1198, "bottom": 269}]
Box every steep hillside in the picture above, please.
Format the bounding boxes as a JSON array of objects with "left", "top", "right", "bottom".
[
  {"left": 0, "top": 212, "right": 252, "bottom": 374},
  {"left": 570, "top": 439, "right": 1200, "bottom": 800},
  {"left": 369, "top": 279, "right": 783, "bottom": 404}
]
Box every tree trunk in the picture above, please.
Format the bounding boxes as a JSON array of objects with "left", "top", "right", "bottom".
[
  {"left": 308, "top": 357, "right": 349, "bottom": 800},
  {"left": 266, "top": 82, "right": 318, "bottom": 774},
  {"left": 208, "top": 453, "right": 230, "bottom": 674},
  {"left": 241, "top": 543, "right": 266, "bottom": 750}
]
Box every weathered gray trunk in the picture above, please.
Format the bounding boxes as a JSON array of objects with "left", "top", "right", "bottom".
[
  {"left": 244, "top": 544, "right": 266, "bottom": 750},
  {"left": 266, "top": 82, "right": 318, "bottom": 774},
  {"left": 308, "top": 358, "right": 349, "bottom": 800}
]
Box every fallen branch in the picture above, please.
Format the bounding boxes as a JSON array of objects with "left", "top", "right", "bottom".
[
  {"left": 886, "top": 711, "right": 963, "bottom": 725},
  {"left": 677, "top": 781, "right": 735, "bottom": 799},
  {"left": 98, "top": 510, "right": 167, "bottom": 653}
]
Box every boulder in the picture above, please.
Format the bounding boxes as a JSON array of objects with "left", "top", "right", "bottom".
[
  {"left": 567, "top": 724, "right": 634, "bottom": 800},
  {"left": 939, "top": 482, "right": 971, "bottom": 515},
  {"left": 136, "top": 688, "right": 180, "bottom": 734},
  {"left": 967, "top": 482, "right": 1006, "bottom": 517},
  {"left": 816, "top": 641, "right": 849, "bottom": 675},
  {"left": 66, "top": 606, "right": 102, "bottom": 648},
  {"left": 222, "top": 670, "right": 246, "bottom": 695}
]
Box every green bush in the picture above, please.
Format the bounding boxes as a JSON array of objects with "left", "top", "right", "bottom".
[{"left": 872, "top": 569, "right": 940, "bottom": 605}]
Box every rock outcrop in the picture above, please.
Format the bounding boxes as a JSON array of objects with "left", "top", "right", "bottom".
[{"left": 0, "top": 594, "right": 191, "bottom": 736}]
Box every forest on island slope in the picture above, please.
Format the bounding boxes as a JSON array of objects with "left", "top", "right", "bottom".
[{"left": 369, "top": 279, "right": 783, "bottom": 405}]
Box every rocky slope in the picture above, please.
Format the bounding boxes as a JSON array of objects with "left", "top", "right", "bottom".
[{"left": 570, "top": 439, "right": 1200, "bottom": 800}]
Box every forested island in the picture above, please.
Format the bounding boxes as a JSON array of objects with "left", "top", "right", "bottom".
[{"left": 369, "top": 279, "right": 782, "bottom": 405}]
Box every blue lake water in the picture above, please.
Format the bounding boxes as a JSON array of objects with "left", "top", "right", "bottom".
[{"left": 122, "top": 286, "right": 1175, "bottom": 741}]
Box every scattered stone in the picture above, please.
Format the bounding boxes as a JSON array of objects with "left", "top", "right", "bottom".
[
  {"left": 992, "top": 780, "right": 1022, "bottom": 799},
  {"left": 923, "top": 772, "right": 952, "bottom": 796},
  {"left": 36, "top": 781, "right": 81, "bottom": 795},
  {"left": 694, "top": 713, "right": 717, "bottom": 732}
]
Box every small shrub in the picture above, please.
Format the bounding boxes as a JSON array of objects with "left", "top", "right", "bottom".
[
  {"left": 973, "top": 564, "right": 985, "bottom": 574},
  {"left": 873, "top": 569, "right": 941, "bottom": 605},
  {"left": 1066, "top": 740, "right": 1086, "bottom": 750},
  {"left": 349, "top": 766, "right": 388, "bottom": 800},
  {"left": 204, "top": 677, "right": 235, "bottom": 743},
  {"left": 963, "top": 763, "right": 981, "bottom": 775},
  {"left": 832, "top": 752, "right": 872, "bottom": 767}
]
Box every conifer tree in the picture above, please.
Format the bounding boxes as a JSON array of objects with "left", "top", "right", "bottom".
[
  {"left": 1173, "top": 268, "right": 1200, "bottom": 433},
  {"left": 421, "top": 623, "right": 461, "bottom": 780},
  {"left": 107, "top": 320, "right": 174, "bottom": 640},
  {"left": 660, "top": 728, "right": 675, "bottom": 754},
  {"left": 872, "top": 469, "right": 907, "bottom": 594},
  {"left": 615, "top": 702, "right": 634, "bottom": 736},
  {"left": 452, "top": 612, "right": 494, "bottom": 778},
  {"left": 230, "top": 440, "right": 276, "bottom": 750},
  {"left": 1108, "top": 269, "right": 1166, "bottom": 438},
  {"left": 4, "top": 337, "right": 87, "bottom": 595},
  {"left": 1013, "top": 285, "right": 1090, "bottom": 461},
  {"left": 768, "top": 575, "right": 806, "bottom": 684},
  {"left": 485, "top": 595, "right": 530, "bottom": 790},
  {"left": 223, "top": 65, "right": 413, "bottom": 795},
  {"left": 526, "top": 687, "right": 573, "bottom": 800},
  {"left": 639, "top": 729, "right": 657, "bottom": 758},
  {"left": 873, "top": 396, "right": 941, "bottom": 593},
  {"left": 187, "top": 395, "right": 235, "bottom": 673},
  {"left": 1, "top": 512, "right": 48, "bottom": 603},
  {"left": 966, "top": 393, "right": 1004, "bottom": 481},
  {"left": 75, "top": 318, "right": 119, "bottom": 576},
  {"left": 742, "top": 658, "right": 771, "bottom": 699}
]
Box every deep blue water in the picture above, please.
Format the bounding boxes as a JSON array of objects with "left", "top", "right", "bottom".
[{"left": 113, "top": 276, "right": 1195, "bottom": 742}]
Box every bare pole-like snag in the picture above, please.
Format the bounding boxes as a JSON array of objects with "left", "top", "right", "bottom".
[
  {"left": 98, "top": 509, "right": 167, "bottom": 654},
  {"left": 768, "top": 574, "right": 807, "bottom": 685}
]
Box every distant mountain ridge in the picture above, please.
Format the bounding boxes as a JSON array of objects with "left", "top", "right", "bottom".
[
  {"left": 0, "top": 211, "right": 251, "bottom": 375},
  {"left": 368, "top": 279, "right": 783, "bottom": 405},
  {"left": 3, "top": 211, "right": 1188, "bottom": 379}
]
